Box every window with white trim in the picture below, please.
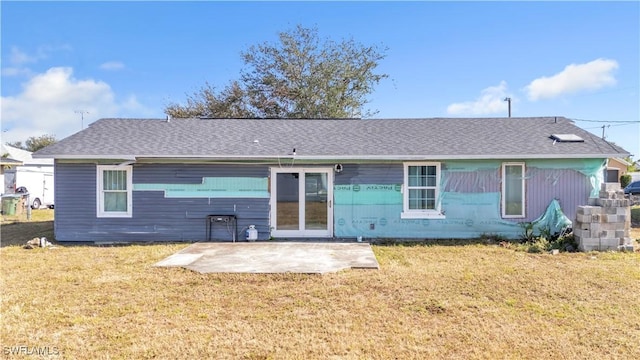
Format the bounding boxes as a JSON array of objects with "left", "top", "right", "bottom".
[
  {"left": 97, "top": 165, "right": 132, "bottom": 218},
  {"left": 502, "top": 163, "right": 525, "bottom": 218},
  {"left": 402, "top": 162, "right": 444, "bottom": 219}
]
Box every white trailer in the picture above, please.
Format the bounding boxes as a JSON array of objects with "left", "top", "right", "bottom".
[
  {"left": 1, "top": 144, "right": 54, "bottom": 209},
  {"left": 4, "top": 165, "right": 54, "bottom": 209}
]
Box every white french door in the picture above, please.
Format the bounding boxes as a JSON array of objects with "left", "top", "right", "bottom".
[{"left": 270, "top": 167, "right": 333, "bottom": 238}]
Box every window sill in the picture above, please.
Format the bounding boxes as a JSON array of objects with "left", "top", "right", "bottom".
[
  {"left": 401, "top": 212, "right": 446, "bottom": 220},
  {"left": 502, "top": 215, "right": 525, "bottom": 219},
  {"left": 97, "top": 213, "right": 132, "bottom": 218}
]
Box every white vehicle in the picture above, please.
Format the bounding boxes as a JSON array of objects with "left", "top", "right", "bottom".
[
  {"left": 1, "top": 144, "right": 54, "bottom": 209},
  {"left": 4, "top": 166, "right": 55, "bottom": 209}
]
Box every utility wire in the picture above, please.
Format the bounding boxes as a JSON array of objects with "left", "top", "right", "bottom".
[
  {"left": 584, "top": 123, "right": 638, "bottom": 130},
  {"left": 570, "top": 117, "right": 640, "bottom": 124}
]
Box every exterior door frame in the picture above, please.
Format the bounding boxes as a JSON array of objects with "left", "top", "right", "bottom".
[{"left": 270, "top": 167, "right": 333, "bottom": 238}]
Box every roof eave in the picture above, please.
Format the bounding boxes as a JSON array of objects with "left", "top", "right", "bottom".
[
  {"left": 609, "top": 157, "right": 632, "bottom": 166},
  {"left": 291, "top": 154, "right": 625, "bottom": 160},
  {"left": 34, "top": 155, "right": 137, "bottom": 161},
  {"left": 43, "top": 153, "right": 626, "bottom": 161}
]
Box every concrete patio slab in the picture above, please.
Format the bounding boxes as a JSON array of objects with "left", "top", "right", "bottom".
[
  {"left": 154, "top": 253, "right": 204, "bottom": 267},
  {"left": 154, "top": 242, "right": 379, "bottom": 274}
]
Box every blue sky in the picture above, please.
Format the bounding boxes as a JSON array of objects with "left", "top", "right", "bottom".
[{"left": 2, "top": 1, "right": 639, "bottom": 159}]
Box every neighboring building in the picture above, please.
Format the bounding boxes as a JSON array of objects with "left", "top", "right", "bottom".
[
  {"left": 605, "top": 157, "right": 631, "bottom": 183},
  {"left": 34, "top": 117, "right": 629, "bottom": 243},
  {"left": 1, "top": 156, "right": 23, "bottom": 194},
  {"left": 1, "top": 144, "right": 54, "bottom": 208},
  {"left": 628, "top": 172, "right": 640, "bottom": 182}
]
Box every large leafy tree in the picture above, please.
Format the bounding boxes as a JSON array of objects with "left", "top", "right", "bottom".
[
  {"left": 624, "top": 156, "right": 638, "bottom": 172},
  {"left": 165, "top": 25, "right": 388, "bottom": 119},
  {"left": 7, "top": 134, "right": 57, "bottom": 152},
  {"left": 165, "top": 81, "right": 253, "bottom": 119}
]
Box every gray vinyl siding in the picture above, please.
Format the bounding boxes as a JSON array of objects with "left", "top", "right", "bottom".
[
  {"left": 54, "top": 162, "right": 97, "bottom": 241},
  {"left": 334, "top": 163, "right": 402, "bottom": 185},
  {"left": 54, "top": 162, "right": 269, "bottom": 242}
]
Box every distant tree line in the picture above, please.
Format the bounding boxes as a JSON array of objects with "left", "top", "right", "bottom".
[{"left": 6, "top": 134, "right": 57, "bottom": 152}]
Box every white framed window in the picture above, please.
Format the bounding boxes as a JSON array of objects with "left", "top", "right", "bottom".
[
  {"left": 502, "top": 162, "right": 525, "bottom": 218},
  {"left": 401, "top": 162, "right": 445, "bottom": 219},
  {"left": 96, "top": 165, "right": 132, "bottom": 218}
]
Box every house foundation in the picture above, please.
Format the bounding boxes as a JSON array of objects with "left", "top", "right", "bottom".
[{"left": 575, "top": 183, "right": 634, "bottom": 252}]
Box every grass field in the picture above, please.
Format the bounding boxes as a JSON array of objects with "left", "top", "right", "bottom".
[
  {"left": 1, "top": 209, "right": 55, "bottom": 247},
  {"left": 1, "top": 210, "right": 640, "bottom": 359}
]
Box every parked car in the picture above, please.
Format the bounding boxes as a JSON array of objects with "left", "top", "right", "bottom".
[{"left": 623, "top": 180, "right": 640, "bottom": 195}]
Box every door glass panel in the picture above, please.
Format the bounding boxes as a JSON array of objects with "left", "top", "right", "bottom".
[
  {"left": 305, "top": 173, "right": 328, "bottom": 230},
  {"left": 276, "top": 173, "right": 299, "bottom": 230}
]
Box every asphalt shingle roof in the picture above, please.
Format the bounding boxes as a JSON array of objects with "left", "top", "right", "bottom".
[{"left": 34, "top": 117, "right": 629, "bottom": 160}]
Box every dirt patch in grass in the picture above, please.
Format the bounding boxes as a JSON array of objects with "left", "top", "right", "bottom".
[{"left": 2, "top": 242, "right": 640, "bottom": 358}]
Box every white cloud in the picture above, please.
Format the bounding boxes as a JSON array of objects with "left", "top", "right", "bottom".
[
  {"left": 525, "top": 58, "right": 618, "bottom": 101},
  {"left": 446, "top": 81, "right": 512, "bottom": 116},
  {"left": 2, "top": 45, "right": 72, "bottom": 78},
  {"left": 100, "top": 61, "right": 125, "bottom": 71},
  {"left": 1, "top": 47, "right": 39, "bottom": 77},
  {"left": 1, "top": 67, "right": 33, "bottom": 77},
  {"left": 9, "top": 46, "right": 38, "bottom": 65},
  {"left": 1, "top": 67, "right": 154, "bottom": 144}
]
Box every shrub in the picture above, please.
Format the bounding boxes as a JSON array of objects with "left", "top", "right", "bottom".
[
  {"left": 550, "top": 233, "right": 578, "bottom": 252},
  {"left": 632, "top": 207, "right": 640, "bottom": 226},
  {"left": 519, "top": 222, "right": 535, "bottom": 242},
  {"left": 621, "top": 174, "right": 632, "bottom": 188},
  {"left": 516, "top": 223, "right": 577, "bottom": 253},
  {"left": 526, "top": 237, "right": 550, "bottom": 253}
]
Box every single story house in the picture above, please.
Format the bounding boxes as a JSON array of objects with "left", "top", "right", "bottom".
[
  {"left": 605, "top": 157, "right": 631, "bottom": 183},
  {"left": 34, "top": 116, "right": 629, "bottom": 243}
]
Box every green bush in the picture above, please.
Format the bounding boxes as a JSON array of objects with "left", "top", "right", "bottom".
[
  {"left": 517, "top": 223, "right": 578, "bottom": 253},
  {"left": 631, "top": 207, "right": 640, "bottom": 226},
  {"left": 526, "top": 237, "right": 550, "bottom": 253},
  {"left": 550, "top": 234, "right": 578, "bottom": 252},
  {"left": 620, "top": 174, "right": 632, "bottom": 188},
  {"left": 519, "top": 222, "right": 535, "bottom": 242}
]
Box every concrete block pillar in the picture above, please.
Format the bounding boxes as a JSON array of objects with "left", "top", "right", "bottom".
[{"left": 575, "top": 183, "right": 634, "bottom": 252}]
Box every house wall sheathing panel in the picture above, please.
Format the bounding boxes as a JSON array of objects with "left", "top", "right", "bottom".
[
  {"left": 54, "top": 158, "right": 604, "bottom": 242},
  {"left": 334, "top": 160, "right": 601, "bottom": 239}
]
